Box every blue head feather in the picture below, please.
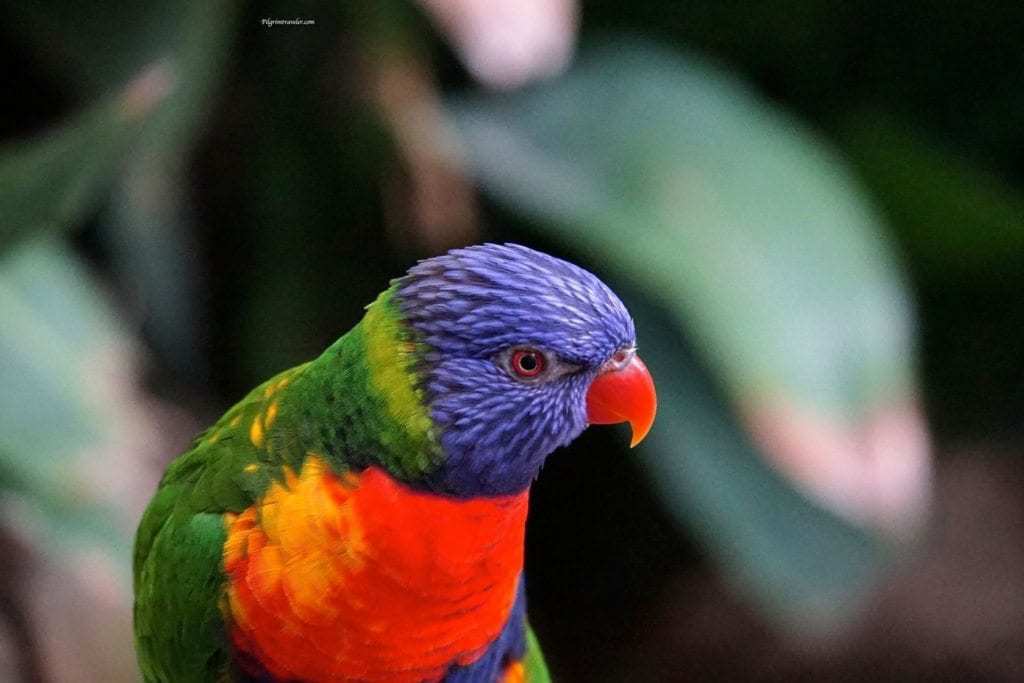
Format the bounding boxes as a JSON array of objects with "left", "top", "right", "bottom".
[{"left": 395, "top": 243, "right": 636, "bottom": 496}]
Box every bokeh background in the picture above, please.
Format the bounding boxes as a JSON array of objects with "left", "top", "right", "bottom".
[{"left": 2, "top": 1, "right": 1023, "bottom": 681}]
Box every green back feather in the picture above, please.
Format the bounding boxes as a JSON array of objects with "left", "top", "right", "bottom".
[
  {"left": 524, "top": 624, "right": 552, "bottom": 682},
  {"left": 133, "top": 288, "right": 443, "bottom": 681}
]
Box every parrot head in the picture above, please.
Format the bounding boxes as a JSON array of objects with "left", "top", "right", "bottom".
[{"left": 395, "top": 243, "right": 656, "bottom": 496}]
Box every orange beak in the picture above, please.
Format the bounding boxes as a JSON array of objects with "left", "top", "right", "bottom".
[{"left": 586, "top": 354, "right": 657, "bottom": 447}]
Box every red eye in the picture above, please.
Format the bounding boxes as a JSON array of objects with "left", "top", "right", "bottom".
[{"left": 511, "top": 349, "right": 545, "bottom": 378}]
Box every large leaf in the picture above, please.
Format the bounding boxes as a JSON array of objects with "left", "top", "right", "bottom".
[
  {"left": 0, "top": 62, "right": 173, "bottom": 249},
  {"left": 838, "top": 113, "right": 1024, "bottom": 275},
  {"left": 447, "top": 40, "right": 931, "bottom": 629},
  {"left": 5, "top": 1, "right": 182, "bottom": 96},
  {"left": 2, "top": 0, "right": 239, "bottom": 378},
  {"left": 101, "top": 0, "right": 239, "bottom": 380},
  {"left": 0, "top": 242, "right": 146, "bottom": 545},
  {"left": 0, "top": 240, "right": 179, "bottom": 681}
]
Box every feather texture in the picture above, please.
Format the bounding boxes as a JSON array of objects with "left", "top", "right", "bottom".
[{"left": 134, "top": 244, "right": 637, "bottom": 682}]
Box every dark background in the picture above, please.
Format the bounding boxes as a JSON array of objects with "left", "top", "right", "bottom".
[{"left": 1, "top": 1, "right": 1022, "bottom": 681}]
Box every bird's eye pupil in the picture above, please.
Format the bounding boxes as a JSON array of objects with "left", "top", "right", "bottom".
[{"left": 510, "top": 349, "right": 545, "bottom": 378}]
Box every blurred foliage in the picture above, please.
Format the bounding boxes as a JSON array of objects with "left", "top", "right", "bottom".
[
  {"left": 448, "top": 41, "right": 925, "bottom": 628},
  {"left": 840, "top": 114, "right": 1024, "bottom": 274},
  {"left": 0, "top": 0, "right": 1021, "bottom": 681},
  {"left": 1, "top": 242, "right": 121, "bottom": 531},
  {"left": 0, "top": 66, "right": 176, "bottom": 246},
  {"left": 836, "top": 115, "right": 1024, "bottom": 438},
  {"left": 0, "top": 241, "right": 156, "bottom": 682},
  {"left": 450, "top": 42, "right": 915, "bottom": 417}
]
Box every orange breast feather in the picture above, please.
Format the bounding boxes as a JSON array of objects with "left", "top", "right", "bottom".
[{"left": 222, "top": 456, "right": 528, "bottom": 682}]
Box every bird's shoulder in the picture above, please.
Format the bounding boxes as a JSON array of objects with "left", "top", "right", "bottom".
[
  {"left": 133, "top": 360, "right": 340, "bottom": 682},
  {"left": 159, "top": 357, "right": 379, "bottom": 510}
]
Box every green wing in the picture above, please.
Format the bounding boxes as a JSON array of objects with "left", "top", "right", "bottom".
[
  {"left": 133, "top": 366, "right": 301, "bottom": 682},
  {"left": 134, "top": 500, "right": 230, "bottom": 681},
  {"left": 524, "top": 624, "right": 552, "bottom": 682},
  {"left": 134, "top": 292, "right": 441, "bottom": 681},
  {"left": 133, "top": 440, "right": 256, "bottom": 681}
]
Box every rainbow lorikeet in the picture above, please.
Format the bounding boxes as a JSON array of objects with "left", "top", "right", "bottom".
[{"left": 133, "top": 244, "right": 657, "bottom": 682}]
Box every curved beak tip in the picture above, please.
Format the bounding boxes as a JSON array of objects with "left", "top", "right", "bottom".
[
  {"left": 629, "top": 414, "right": 655, "bottom": 448},
  {"left": 586, "top": 354, "right": 657, "bottom": 448}
]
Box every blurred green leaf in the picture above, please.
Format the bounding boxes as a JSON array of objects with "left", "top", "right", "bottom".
[
  {"left": 0, "top": 241, "right": 131, "bottom": 547},
  {"left": 0, "top": 241, "right": 177, "bottom": 683},
  {"left": 631, "top": 297, "right": 884, "bottom": 631},
  {"left": 450, "top": 42, "right": 916, "bottom": 417},
  {"left": 2, "top": 0, "right": 239, "bottom": 379},
  {"left": 0, "top": 240, "right": 170, "bottom": 682},
  {"left": 448, "top": 39, "right": 929, "bottom": 630},
  {"left": 102, "top": 0, "right": 239, "bottom": 381},
  {"left": 8, "top": 0, "right": 185, "bottom": 96},
  {"left": 839, "top": 113, "right": 1024, "bottom": 274},
  {"left": 0, "top": 62, "right": 173, "bottom": 250}
]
